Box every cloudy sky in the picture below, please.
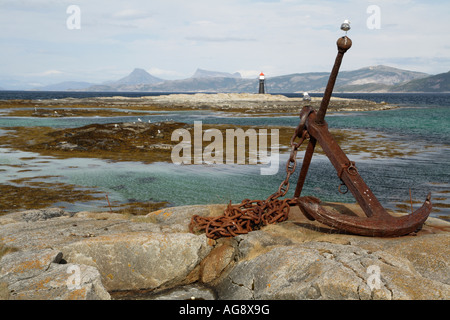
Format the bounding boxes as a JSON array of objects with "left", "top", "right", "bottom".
[{"left": 0, "top": 0, "right": 449, "bottom": 88}]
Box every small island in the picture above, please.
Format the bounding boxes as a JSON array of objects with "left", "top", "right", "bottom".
[{"left": 1, "top": 93, "right": 396, "bottom": 117}]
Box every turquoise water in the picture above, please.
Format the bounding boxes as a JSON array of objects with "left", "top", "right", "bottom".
[{"left": 0, "top": 92, "right": 449, "bottom": 217}]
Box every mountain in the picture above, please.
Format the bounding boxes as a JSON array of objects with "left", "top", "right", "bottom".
[
  {"left": 33, "top": 65, "right": 446, "bottom": 93},
  {"left": 135, "top": 65, "right": 428, "bottom": 93},
  {"left": 390, "top": 70, "right": 450, "bottom": 92},
  {"left": 339, "top": 65, "right": 428, "bottom": 85},
  {"left": 258, "top": 65, "right": 429, "bottom": 93},
  {"left": 86, "top": 68, "right": 164, "bottom": 91},
  {"left": 114, "top": 68, "right": 163, "bottom": 85},
  {"left": 334, "top": 65, "right": 429, "bottom": 92},
  {"left": 191, "top": 68, "right": 241, "bottom": 79},
  {"left": 263, "top": 72, "right": 330, "bottom": 93}
]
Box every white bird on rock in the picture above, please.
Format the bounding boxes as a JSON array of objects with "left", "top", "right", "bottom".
[{"left": 303, "top": 92, "right": 311, "bottom": 102}]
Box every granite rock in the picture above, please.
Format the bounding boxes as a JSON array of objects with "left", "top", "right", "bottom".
[{"left": 0, "top": 204, "right": 449, "bottom": 300}]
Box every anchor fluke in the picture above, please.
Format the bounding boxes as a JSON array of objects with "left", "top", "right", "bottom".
[{"left": 296, "top": 194, "right": 432, "bottom": 237}]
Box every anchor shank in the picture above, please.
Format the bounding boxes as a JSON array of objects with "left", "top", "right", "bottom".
[
  {"left": 315, "top": 36, "right": 352, "bottom": 125},
  {"left": 306, "top": 111, "right": 389, "bottom": 218}
]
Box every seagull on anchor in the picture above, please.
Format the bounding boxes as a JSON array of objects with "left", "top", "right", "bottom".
[{"left": 341, "top": 19, "right": 351, "bottom": 33}]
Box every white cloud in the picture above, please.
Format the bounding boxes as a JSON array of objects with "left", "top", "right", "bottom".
[
  {"left": 0, "top": 0, "right": 449, "bottom": 83},
  {"left": 40, "top": 70, "right": 64, "bottom": 76}
]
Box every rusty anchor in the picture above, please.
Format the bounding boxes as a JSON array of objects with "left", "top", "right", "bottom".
[
  {"left": 293, "top": 103, "right": 432, "bottom": 236},
  {"left": 292, "top": 34, "right": 432, "bottom": 237},
  {"left": 190, "top": 25, "right": 432, "bottom": 239}
]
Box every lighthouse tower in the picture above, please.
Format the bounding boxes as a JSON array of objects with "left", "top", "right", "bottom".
[{"left": 258, "top": 72, "right": 265, "bottom": 94}]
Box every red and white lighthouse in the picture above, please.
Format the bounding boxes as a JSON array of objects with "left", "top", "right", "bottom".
[{"left": 258, "top": 72, "right": 265, "bottom": 94}]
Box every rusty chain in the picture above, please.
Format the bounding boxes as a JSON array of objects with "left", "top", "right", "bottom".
[{"left": 189, "top": 109, "right": 312, "bottom": 240}]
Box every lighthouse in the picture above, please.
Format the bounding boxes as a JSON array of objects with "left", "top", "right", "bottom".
[{"left": 258, "top": 72, "right": 265, "bottom": 94}]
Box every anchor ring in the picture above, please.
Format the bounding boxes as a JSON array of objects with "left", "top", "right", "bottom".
[
  {"left": 338, "top": 181, "right": 349, "bottom": 194},
  {"left": 347, "top": 162, "right": 358, "bottom": 176}
]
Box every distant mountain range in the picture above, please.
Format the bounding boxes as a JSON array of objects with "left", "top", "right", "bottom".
[{"left": 8, "top": 66, "right": 450, "bottom": 93}]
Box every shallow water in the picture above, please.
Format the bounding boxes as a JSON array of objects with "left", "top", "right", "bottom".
[
  {"left": 0, "top": 92, "right": 449, "bottom": 218},
  {"left": 0, "top": 141, "right": 448, "bottom": 217}
]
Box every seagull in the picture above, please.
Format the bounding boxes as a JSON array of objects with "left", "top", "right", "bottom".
[
  {"left": 303, "top": 92, "right": 311, "bottom": 102},
  {"left": 341, "top": 19, "right": 351, "bottom": 33},
  {"left": 148, "top": 120, "right": 151, "bottom": 123},
  {"left": 114, "top": 124, "right": 119, "bottom": 128},
  {"left": 138, "top": 118, "right": 142, "bottom": 122},
  {"left": 157, "top": 130, "right": 161, "bottom": 134}
]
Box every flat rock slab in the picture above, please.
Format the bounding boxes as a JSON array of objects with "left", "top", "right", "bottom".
[
  {"left": 20, "top": 93, "right": 394, "bottom": 112},
  {"left": 1, "top": 203, "right": 449, "bottom": 300}
]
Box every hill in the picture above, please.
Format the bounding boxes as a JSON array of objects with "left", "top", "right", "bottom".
[
  {"left": 132, "top": 65, "right": 429, "bottom": 93},
  {"left": 34, "top": 65, "right": 447, "bottom": 93},
  {"left": 86, "top": 68, "right": 164, "bottom": 92},
  {"left": 113, "top": 68, "right": 163, "bottom": 86},
  {"left": 390, "top": 70, "right": 450, "bottom": 92}
]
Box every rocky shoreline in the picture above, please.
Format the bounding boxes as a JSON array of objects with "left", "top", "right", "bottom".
[
  {"left": 1, "top": 93, "right": 397, "bottom": 115},
  {"left": 1, "top": 204, "right": 449, "bottom": 300}
]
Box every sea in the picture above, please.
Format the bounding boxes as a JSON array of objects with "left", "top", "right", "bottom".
[{"left": 0, "top": 91, "right": 449, "bottom": 219}]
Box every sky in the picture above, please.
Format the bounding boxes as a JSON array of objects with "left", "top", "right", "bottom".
[{"left": 0, "top": 0, "right": 449, "bottom": 88}]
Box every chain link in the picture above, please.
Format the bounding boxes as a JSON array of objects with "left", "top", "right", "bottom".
[{"left": 189, "top": 109, "right": 312, "bottom": 240}]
